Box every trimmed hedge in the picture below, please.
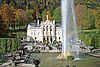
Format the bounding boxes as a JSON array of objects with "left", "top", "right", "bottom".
[{"left": 0, "top": 38, "right": 21, "bottom": 53}]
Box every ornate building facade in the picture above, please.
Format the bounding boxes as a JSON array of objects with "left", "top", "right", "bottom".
[{"left": 27, "top": 15, "right": 62, "bottom": 43}]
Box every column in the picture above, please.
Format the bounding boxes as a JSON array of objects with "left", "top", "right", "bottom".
[
  {"left": 45, "top": 37, "right": 47, "bottom": 43},
  {"left": 48, "top": 26, "right": 50, "bottom": 36},
  {"left": 53, "top": 20, "right": 56, "bottom": 42},
  {"left": 48, "top": 26, "right": 51, "bottom": 42},
  {"left": 45, "top": 26, "right": 46, "bottom": 36},
  {"left": 41, "top": 26, "right": 44, "bottom": 42}
]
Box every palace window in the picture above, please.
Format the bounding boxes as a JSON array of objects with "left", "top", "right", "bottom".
[
  {"left": 59, "top": 37, "right": 60, "bottom": 39},
  {"left": 50, "top": 26, "right": 52, "bottom": 31},
  {"left": 47, "top": 26, "right": 48, "bottom": 30},
  {"left": 43, "top": 26, "right": 45, "bottom": 31},
  {"left": 35, "top": 37, "right": 37, "bottom": 39}
]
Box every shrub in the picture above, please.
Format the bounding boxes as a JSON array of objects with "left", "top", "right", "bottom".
[
  {"left": 32, "top": 46, "right": 36, "bottom": 49},
  {"left": 49, "top": 46, "right": 53, "bottom": 50},
  {"left": 33, "top": 49, "right": 40, "bottom": 53},
  {"left": 67, "top": 55, "right": 74, "bottom": 60}
]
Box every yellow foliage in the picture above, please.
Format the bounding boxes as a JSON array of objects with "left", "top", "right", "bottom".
[
  {"left": 15, "top": 9, "right": 27, "bottom": 25},
  {"left": 0, "top": 3, "right": 14, "bottom": 28}
]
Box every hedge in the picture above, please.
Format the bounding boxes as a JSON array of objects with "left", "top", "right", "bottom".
[{"left": 0, "top": 38, "right": 21, "bottom": 53}]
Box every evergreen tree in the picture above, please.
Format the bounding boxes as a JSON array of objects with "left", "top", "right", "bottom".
[{"left": 53, "top": 7, "right": 61, "bottom": 22}]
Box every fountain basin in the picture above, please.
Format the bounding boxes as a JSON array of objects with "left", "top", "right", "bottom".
[{"left": 30, "top": 53, "right": 100, "bottom": 67}]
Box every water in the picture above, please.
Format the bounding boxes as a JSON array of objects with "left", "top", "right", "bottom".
[
  {"left": 31, "top": 53, "right": 100, "bottom": 67},
  {"left": 61, "top": 0, "right": 79, "bottom": 59}
]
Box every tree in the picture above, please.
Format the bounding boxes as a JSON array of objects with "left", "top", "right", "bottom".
[
  {"left": 50, "top": 0, "right": 59, "bottom": 11},
  {"left": 26, "top": 9, "right": 33, "bottom": 23},
  {"left": 34, "top": 6, "right": 40, "bottom": 19},
  {"left": 90, "top": 33, "right": 99, "bottom": 48},
  {"left": 86, "top": 9, "right": 95, "bottom": 29},
  {"left": 75, "top": 4, "right": 90, "bottom": 30},
  {"left": 53, "top": 7, "right": 61, "bottom": 22},
  {"left": 15, "top": 9, "right": 28, "bottom": 29},
  {"left": 95, "top": 18, "right": 100, "bottom": 29},
  {"left": 46, "top": 0, "right": 49, "bottom": 6},
  {"left": 1, "top": 3, "right": 14, "bottom": 29},
  {"left": 32, "top": 10, "right": 37, "bottom": 21},
  {"left": 41, "top": 8, "right": 47, "bottom": 21},
  {"left": 0, "top": 3, "right": 14, "bottom": 37},
  {"left": 94, "top": 7, "right": 100, "bottom": 29},
  {"left": 0, "top": 15, "right": 8, "bottom": 37},
  {"left": 50, "top": 0, "right": 56, "bottom": 5}
]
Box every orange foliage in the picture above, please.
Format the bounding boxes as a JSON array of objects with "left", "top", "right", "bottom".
[
  {"left": 75, "top": 4, "right": 89, "bottom": 29},
  {"left": 14, "top": 9, "right": 27, "bottom": 25},
  {"left": 0, "top": 3, "right": 14, "bottom": 29}
]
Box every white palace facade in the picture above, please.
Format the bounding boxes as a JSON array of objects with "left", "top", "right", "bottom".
[{"left": 27, "top": 15, "right": 62, "bottom": 43}]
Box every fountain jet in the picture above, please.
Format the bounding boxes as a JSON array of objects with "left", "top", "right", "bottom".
[{"left": 58, "top": 0, "right": 80, "bottom": 60}]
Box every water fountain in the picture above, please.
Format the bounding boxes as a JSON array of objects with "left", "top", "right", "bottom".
[{"left": 57, "top": 0, "right": 80, "bottom": 60}]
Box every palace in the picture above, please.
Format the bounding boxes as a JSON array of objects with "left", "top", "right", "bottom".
[{"left": 27, "top": 15, "right": 62, "bottom": 43}]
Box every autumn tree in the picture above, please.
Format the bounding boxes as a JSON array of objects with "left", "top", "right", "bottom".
[
  {"left": 32, "top": 10, "right": 37, "bottom": 22},
  {"left": 0, "top": 15, "right": 8, "bottom": 37},
  {"left": 76, "top": 4, "right": 90, "bottom": 30},
  {"left": 15, "top": 9, "right": 28, "bottom": 29},
  {"left": 95, "top": 18, "right": 100, "bottom": 29},
  {"left": 95, "top": 7, "right": 100, "bottom": 29},
  {"left": 1, "top": 3, "right": 14, "bottom": 28},
  {"left": 0, "top": 3, "right": 14, "bottom": 37},
  {"left": 34, "top": 6, "right": 40, "bottom": 19}
]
